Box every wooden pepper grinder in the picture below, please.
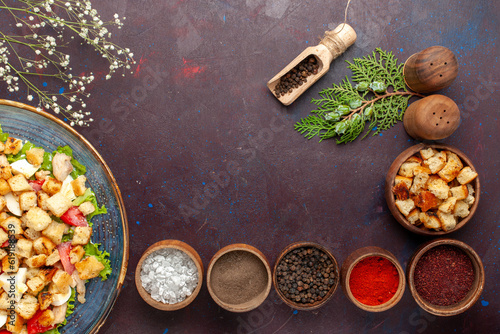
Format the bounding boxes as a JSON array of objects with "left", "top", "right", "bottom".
[
  {"left": 403, "top": 94, "right": 460, "bottom": 141},
  {"left": 267, "top": 24, "right": 356, "bottom": 106},
  {"left": 403, "top": 46, "right": 458, "bottom": 93}
]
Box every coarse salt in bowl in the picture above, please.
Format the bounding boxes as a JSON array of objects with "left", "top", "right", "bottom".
[{"left": 135, "top": 240, "right": 203, "bottom": 311}]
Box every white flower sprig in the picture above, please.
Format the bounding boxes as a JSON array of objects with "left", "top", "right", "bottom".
[{"left": 0, "top": 0, "right": 136, "bottom": 126}]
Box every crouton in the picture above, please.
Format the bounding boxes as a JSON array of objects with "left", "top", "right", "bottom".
[
  {"left": 427, "top": 151, "right": 447, "bottom": 174},
  {"left": 17, "top": 294, "right": 39, "bottom": 319},
  {"left": 457, "top": 167, "right": 478, "bottom": 185},
  {"left": 38, "top": 268, "right": 58, "bottom": 283},
  {"left": 0, "top": 196, "right": 5, "bottom": 212},
  {"left": 0, "top": 292, "right": 9, "bottom": 310},
  {"left": 419, "top": 212, "right": 441, "bottom": 230},
  {"left": 23, "top": 228, "right": 42, "bottom": 241},
  {"left": 420, "top": 147, "right": 438, "bottom": 160},
  {"left": 75, "top": 256, "right": 105, "bottom": 280},
  {"left": 38, "top": 309, "right": 55, "bottom": 327},
  {"left": 38, "top": 292, "right": 53, "bottom": 311},
  {"left": 393, "top": 182, "right": 410, "bottom": 200},
  {"left": 453, "top": 200, "right": 470, "bottom": 218},
  {"left": 37, "top": 191, "right": 50, "bottom": 210},
  {"left": 3, "top": 137, "right": 22, "bottom": 155},
  {"left": 0, "top": 216, "right": 23, "bottom": 235},
  {"left": 26, "top": 268, "right": 41, "bottom": 280},
  {"left": 7, "top": 174, "right": 32, "bottom": 193},
  {"left": 26, "top": 148, "right": 45, "bottom": 166},
  {"left": 25, "top": 207, "right": 52, "bottom": 231},
  {"left": 438, "top": 197, "right": 457, "bottom": 214},
  {"left": 464, "top": 184, "right": 475, "bottom": 206},
  {"left": 394, "top": 175, "right": 413, "bottom": 189},
  {"left": 25, "top": 254, "right": 47, "bottom": 268},
  {"left": 445, "top": 151, "right": 463, "bottom": 168},
  {"left": 41, "top": 177, "right": 62, "bottom": 196},
  {"left": 5, "top": 311, "right": 24, "bottom": 333},
  {"left": 437, "top": 211, "right": 457, "bottom": 232},
  {"left": 45, "top": 192, "right": 73, "bottom": 217},
  {"left": 0, "top": 141, "right": 3, "bottom": 152},
  {"left": 398, "top": 161, "right": 420, "bottom": 178},
  {"left": 406, "top": 155, "right": 423, "bottom": 164},
  {"left": 438, "top": 158, "right": 462, "bottom": 183},
  {"left": 410, "top": 170, "right": 430, "bottom": 195},
  {"left": 0, "top": 249, "right": 7, "bottom": 261},
  {"left": 15, "top": 238, "right": 33, "bottom": 259},
  {"left": 69, "top": 245, "right": 85, "bottom": 264},
  {"left": 33, "top": 237, "right": 57, "bottom": 255},
  {"left": 71, "top": 175, "right": 87, "bottom": 197},
  {"left": 19, "top": 191, "right": 37, "bottom": 211},
  {"left": 71, "top": 226, "right": 92, "bottom": 246},
  {"left": 450, "top": 185, "right": 469, "bottom": 200},
  {"left": 2, "top": 253, "right": 19, "bottom": 273},
  {"left": 0, "top": 165, "right": 13, "bottom": 180},
  {"left": 407, "top": 208, "right": 421, "bottom": 225},
  {"left": 395, "top": 199, "right": 415, "bottom": 216},
  {"left": 0, "top": 179, "right": 10, "bottom": 195},
  {"left": 413, "top": 191, "right": 440, "bottom": 212},
  {"left": 46, "top": 250, "right": 61, "bottom": 266},
  {"left": 427, "top": 177, "right": 450, "bottom": 200},
  {"left": 78, "top": 201, "right": 95, "bottom": 216},
  {"left": 26, "top": 276, "right": 46, "bottom": 295},
  {"left": 52, "top": 270, "right": 73, "bottom": 293},
  {"left": 42, "top": 221, "right": 66, "bottom": 245}
]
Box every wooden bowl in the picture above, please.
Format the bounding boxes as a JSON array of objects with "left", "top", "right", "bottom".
[
  {"left": 206, "top": 244, "right": 272, "bottom": 312},
  {"left": 273, "top": 242, "right": 339, "bottom": 311},
  {"left": 385, "top": 143, "right": 480, "bottom": 236},
  {"left": 340, "top": 246, "right": 405, "bottom": 312},
  {"left": 407, "top": 239, "right": 485, "bottom": 316},
  {"left": 135, "top": 240, "right": 203, "bottom": 311}
]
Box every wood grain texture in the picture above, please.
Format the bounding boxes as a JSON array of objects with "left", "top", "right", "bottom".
[
  {"left": 135, "top": 240, "right": 204, "bottom": 311},
  {"left": 272, "top": 241, "right": 340, "bottom": 311},
  {"left": 206, "top": 243, "right": 272, "bottom": 313},
  {"left": 403, "top": 94, "right": 461, "bottom": 140},
  {"left": 385, "top": 144, "right": 480, "bottom": 236},
  {"left": 340, "top": 246, "right": 406, "bottom": 312},
  {"left": 403, "top": 46, "right": 459, "bottom": 93},
  {"left": 406, "top": 239, "right": 485, "bottom": 316},
  {"left": 266, "top": 24, "right": 356, "bottom": 105}
]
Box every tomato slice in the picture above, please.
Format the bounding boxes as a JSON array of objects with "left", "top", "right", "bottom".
[
  {"left": 0, "top": 330, "right": 12, "bottom": 334},
  {"left": 60, "top": 206, "right": 88, "bottom": 227},
  {"left": 27, "top": 310, "right": 56, "bottom": 334},
  {"left": 58, "top": 242, "right": 75, "bottom": 275},
  {"left": 28, "top": 179, "right": 45, "bottom": 192}
]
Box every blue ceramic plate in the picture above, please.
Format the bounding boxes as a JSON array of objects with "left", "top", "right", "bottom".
[{"left": 0, "top": 100, "right": 129, "bottom": 334}]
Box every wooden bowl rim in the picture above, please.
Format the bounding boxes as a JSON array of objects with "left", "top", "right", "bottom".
[
  {"left": 272, "top": 241, "right": 340, "bottom": 311},
  {"left": 206, "top": 243, "right": 272, "bottom": 313},
  {"left": 340, "top": 246, "right": 406, "bottom": 312},
  {"left": 135, "top": 239, "right": 204, "bottom": 311},
  {"left": 406, "top": 238, "right": 485, "bottom": 316},
  {"left": 385, "top": 143, "right": 480, "bottom": 236}
]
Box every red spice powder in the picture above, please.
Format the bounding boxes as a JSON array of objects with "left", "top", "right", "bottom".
[
  {"left": 349, "top": 256, "right": 399, "bottom": 306},
  {"left": 413, "top": 245, "right": 474, "bottom": 306}
]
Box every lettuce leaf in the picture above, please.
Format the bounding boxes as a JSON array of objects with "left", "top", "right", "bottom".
[
  {"left": 72, "top": 188, "right": 107, "bottom": 224},
  {"left": 84, "top": 243, "right": 112, "bottom": 280},
  {"left": 0, "top": 124, "right": 9, "bottom": 142},
  {"left": 54, "top": 145, "right": 86, "bottom": 178}
]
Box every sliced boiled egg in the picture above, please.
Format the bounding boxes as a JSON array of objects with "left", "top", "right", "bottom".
[
  {"left": 60, "top": 174, "right": 76, "bottom": 201},
  {"left": 10, "top": 159, "right": 40, "bottom": 178},
  {"left": 0, "top": 311, "right": 7, "bottom": 327},
  {"left": 0, "top": 268, "right": 28, "bottom": 302},
  {"left": 52, "top": 287, "right": 73, "bottom": 306},
  {"left": 4, "top": 192, "right": 21, "bottom": 216}
]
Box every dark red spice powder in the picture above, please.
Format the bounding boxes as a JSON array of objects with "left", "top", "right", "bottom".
[
  {"left": 414, "top": 245, "right": 474, "bottom": 306},
  {"left": 349, "top": 256, "right": 399, "bottom": 306}
]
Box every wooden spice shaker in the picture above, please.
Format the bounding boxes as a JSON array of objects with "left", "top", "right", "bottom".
[
  {"left": 403, "top": 46, "right": 458, "bottom": 94},
  {"left": 403, "top": 94, "right": 460, "bottom": 140},
  {"left": 267, "top": 23, "right": 356, "bottom": 106}
]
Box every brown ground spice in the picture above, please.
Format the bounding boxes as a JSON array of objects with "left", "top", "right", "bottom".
[
  {"left": 414, "top": 245, "right": 474, "bottom": 306},
  {"left": 210, "top": 250, "right": 268, "bottom": 305}
]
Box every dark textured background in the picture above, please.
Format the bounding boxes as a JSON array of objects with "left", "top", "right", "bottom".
[{"left": 2, "top": 0, "right": 499, "bottom": 333}]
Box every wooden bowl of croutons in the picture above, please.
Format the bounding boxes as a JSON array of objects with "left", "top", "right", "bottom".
[{"left": 385, "top": 143, "right": 480, "bottom": 236}]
